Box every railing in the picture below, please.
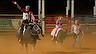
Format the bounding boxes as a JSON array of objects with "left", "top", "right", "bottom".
[
  {"left": 0, "top": 14, "right": 38, "bottom": 17},
  {"left": 74, "top": 15, "right": 96, "bottom": 25},
  {"left": 45, "top": 15, "right": 71, "bottom": 32},
  {"left": 73, "top": 15, "right": 96, "bottom": 33}
]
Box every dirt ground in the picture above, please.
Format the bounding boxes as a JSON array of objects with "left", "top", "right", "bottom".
[{"left": 0, "top": 32, "right": 96, "bottom": 54}]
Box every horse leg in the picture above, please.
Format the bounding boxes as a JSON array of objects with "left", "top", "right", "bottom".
[
  {"left": 56, "top": 39, "right": 63, "bottom": 48},
  {"left": 32, "top": 46, "right": 35, "bottom": 53},
  {"left": 25, "top": 43, "right": 28, "bottom": 54},
  {"left": 20, "top": 43, "right": 24, "bottom": 54},
  {"left": 32, "top": 39, "right": 37, "bottom": 53},
  {"left": 56, "top": 41, "right": 60, "bottom": 48},
  {"left": 58, "top": 42, "right": 62, "bottom": 48}
]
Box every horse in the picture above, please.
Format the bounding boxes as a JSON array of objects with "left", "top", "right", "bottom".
[
  {"left": 51, "top": 28, "right": 67, "bottom": 48},
  {"left": 16, "top": 22, "right": 44, "bottom": 53}
]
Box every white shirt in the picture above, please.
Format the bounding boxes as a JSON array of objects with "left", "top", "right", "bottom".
[
  {"left": 72, "top": 25, "right": 81, "bottom": 34},
  {"left": 23, "top": 12, "right": 30, "bottom": 20}
]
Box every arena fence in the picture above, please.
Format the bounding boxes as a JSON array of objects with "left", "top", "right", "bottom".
[
  {"left": 45, "top": 15, "right": 71, "bottom": 32},
  {"left": 0, "top": 14, "right": 41, "bottom": 32},
  {"left": 0, "top": 14, "right": 71, "bottom": 32},
  {"left": 0, "top": 14, "right": 96, "bottom": 33},
  {"left": 45, "top": 15, "right": 96, "bottom": 33},
  {"left": 0, "top": 14, "right": 22, "bottom": 32}
]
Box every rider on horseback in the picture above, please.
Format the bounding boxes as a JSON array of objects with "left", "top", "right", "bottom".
[
  {"left": 13, "top": 1, "right": 43, "bottom": 40},
  {"left": 51, "top": 15, "right": 63, "bottom": 41}
]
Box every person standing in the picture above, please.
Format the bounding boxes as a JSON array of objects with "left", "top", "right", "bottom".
[{"left": 71, "top": 20, "right": 84, "bottom": 48}]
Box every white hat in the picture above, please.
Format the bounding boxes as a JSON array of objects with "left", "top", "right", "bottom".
[{"left": 26, "top": 5, "right": 30, "bottom": 8}]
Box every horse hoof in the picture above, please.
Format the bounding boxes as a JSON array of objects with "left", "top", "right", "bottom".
[
  {"left": 18, "top": 39, "right": 21, "bottom": 43},
  {"left": 38, "top": 39, "right": 41, "bottom": 40},
  {"left": 42, "top": 34, "right": 44, "bottom": 37},
  {"left": 37, "top": 38, "right": 41, "bottom": 40}
]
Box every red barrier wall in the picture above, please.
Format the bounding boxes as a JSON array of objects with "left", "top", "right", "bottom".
[{"left": 45, "top": 15, "right": 71, "bottom": 32}]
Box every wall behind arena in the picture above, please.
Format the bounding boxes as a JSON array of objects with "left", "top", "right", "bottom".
[
  {"left": 0, "top": 18, "right": 22, "bottom": 31},
  {"left": 11, "top": 19, "right": 22, "bottom": 29}
]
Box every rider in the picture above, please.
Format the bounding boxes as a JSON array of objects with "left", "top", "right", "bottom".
[
  {"left": 51, "top": 15, "right": 63, "bottom": 40},
  {"left": 13, "top": 1, "right": 41, "bottom": 40}
]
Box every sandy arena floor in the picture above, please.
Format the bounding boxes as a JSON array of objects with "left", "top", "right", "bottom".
[{"left": 0, "top": 32, "right": 96, "bottom": 54}]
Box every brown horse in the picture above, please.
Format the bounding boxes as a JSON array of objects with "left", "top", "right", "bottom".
[{"left": 52, "top": 29, "right": 67, "bottom": 48}]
